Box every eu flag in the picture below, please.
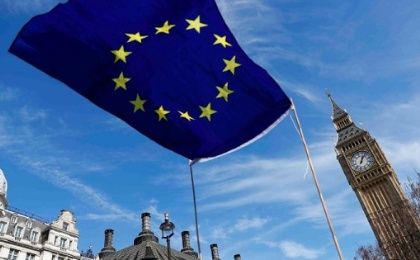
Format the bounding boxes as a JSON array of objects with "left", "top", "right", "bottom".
[{"left": 10, "top": 0, "right": 291, "bottom": 160}]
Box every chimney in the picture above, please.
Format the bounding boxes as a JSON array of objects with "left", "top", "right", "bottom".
[
  {"left": 134, "top": 212, "right": 158, "bottom": 245},
  {"left": 98, "top": 229, "right": 116, "bottom": 258},
  {"left": 181, "top": 231, "right": 192, "bottom": 251},
  {"left": 234, "top": 254, "right": 241, "bottom": 260},
  {"left": 142, "top": 212, "right": 152, "bottom": 232},
  {"left": 210, "top": 244, "right": 221, "bottom": 260},
  {"left": 181, "top": 231, "right": 198, "bottom": 257}
]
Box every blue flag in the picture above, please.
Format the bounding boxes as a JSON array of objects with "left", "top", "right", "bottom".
[{"left": 10, "top": 0, "right": 291, "bottom": 161}]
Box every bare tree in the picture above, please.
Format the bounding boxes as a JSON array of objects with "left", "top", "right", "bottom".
[
  {"left": 354, "top": 172, "right": 420, "bottom": 260},
  {"left": 354, "top": 244, "right": 385, "bottom": 260},
  {"left": 406, "top": 171, "right": 420, "bottom": 217}
]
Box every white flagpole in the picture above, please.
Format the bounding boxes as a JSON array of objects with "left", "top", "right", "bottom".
[
  {"left": 290, "top": 100, "right": 345, "bottom": 260},
  {"left": 188, "top": 160, "right": 202, "bottom": 259}
]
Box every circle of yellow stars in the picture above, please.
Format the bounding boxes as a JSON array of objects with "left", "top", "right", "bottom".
[{"left": 110, "top": 15, "right": 241, "bottom": 122}]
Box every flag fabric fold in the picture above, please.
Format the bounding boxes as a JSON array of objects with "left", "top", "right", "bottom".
[{"left": 10, "top": 0, "right": 291, "bottom": 160}]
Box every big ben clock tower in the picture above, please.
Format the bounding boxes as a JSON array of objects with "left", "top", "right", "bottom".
[{"left": 328, "top": 95, "right": 420, "bottom": 259}]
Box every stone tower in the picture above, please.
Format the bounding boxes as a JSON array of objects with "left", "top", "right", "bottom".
[{"left": 329, "top": 95, "right": 420, "bottom": 259}]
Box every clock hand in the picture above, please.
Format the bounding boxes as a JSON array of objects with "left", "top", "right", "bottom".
[{"left": 359, "top": 156, "right": 365, "bottom": 164}]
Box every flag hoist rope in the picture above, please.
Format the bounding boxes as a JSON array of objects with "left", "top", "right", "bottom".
[
  {"left": 188, "top": 161, "right": 202, "bottom": 259},
  {"left": 290, "top": 100, "right": 345, "bottom": 260}
]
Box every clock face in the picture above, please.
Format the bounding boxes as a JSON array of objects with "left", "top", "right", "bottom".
[{"left": 351, "top": 151, "right": 374, "bottom": 172}]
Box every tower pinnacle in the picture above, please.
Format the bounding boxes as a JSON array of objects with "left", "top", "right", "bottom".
[
  {"left": 327, "top": 93, "right": 348, "bottom": 121},
  {"left": 327, "top": 94, "right": 365, "bottom": 146}
]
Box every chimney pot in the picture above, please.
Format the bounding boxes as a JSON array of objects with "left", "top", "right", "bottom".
[
  {"left": 134, "top": 212, "right": 158, "bottom": 245},
  {"left": 234, "top": 254, "right": 241, "bottom": 260},
  {"left": 180, "top": 230, "right": 198, "bottom": 257},
  {"left": 181, "top": 231, "right": 191, "bottom": 249},
  {"left": 141, "top": 212, "right": 152, "bottom": 232},
  {"left": 98, "top": 229, "right": 116, "bottom": 258},
  {"left": 104, "top": 229, "right": 114, "bottom": 248},
  {"left": 210, "top": 244, "right": 221, "bottom": 260}
]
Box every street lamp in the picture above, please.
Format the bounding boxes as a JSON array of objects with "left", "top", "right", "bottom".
[{"left": 159, "top": 213, "right": 175, "bottom": 260}]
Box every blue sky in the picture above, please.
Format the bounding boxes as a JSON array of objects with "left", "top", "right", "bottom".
[{"left": 1, "top": 0, "right": 420, "bottom": 259}]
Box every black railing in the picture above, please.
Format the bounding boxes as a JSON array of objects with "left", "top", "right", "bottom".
[{"left": 6, "top": 205, "right": 49, "bottom": 224}]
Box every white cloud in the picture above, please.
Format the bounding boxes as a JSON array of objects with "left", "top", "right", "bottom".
[
  {"left": 293, "top": 189, "right": 370, "bottom": 236},
  {"left": 276, "top": 78, "right": 323, "bottom": 106},
  {"left": 82, "top": 213, "right": 135, "bottom": 222},
  {"left": 18, "top": 155, "right": 138, "bottom": 223},
  {"left": 0, "top": 87, "right": 16, "bottom": 102},
  {"left": 0, "top": 104, "right": 137, "bottom": 223},
  {"left": 143, "top": 204, "right": 164, "bottom": 222},
  {"left": 262, "top": 240, "right": 324, "bottom": 259},
  {"left": 19, "top": 106, "right": 47, "bottom": 122},
  {"left": 382, "top": 139, "right": 420, "bottom": 173},
  {"left": 198, "top": 148, "right": 338, "bottom": 212},
  {"left": 233, "top": 217, "right": 268, "bottom": 232},
  {"left": 280, "top": 241, "right": 324, "bottom": 259},
  {"left": 209, "top": 216, "right": 269, "bottom": 240}
]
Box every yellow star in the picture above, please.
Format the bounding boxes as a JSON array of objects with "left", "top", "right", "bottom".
[
  {"left": 223, "top": 56, "right": 241, "bottom": 75},
  {"left": 130, "top": 95, "right": 146, "bottom": 113},
  {"left": 216, "top": 82, "right": 234, "bottom": 102},
  {"left": 214, "top": 34, "right": 232, "bottom": 48},
  {"left": 111, "top": 45, "right": 132, "bottom": 63},
  {"left": 199, "top": 103, "right": 217, "bottom": 121},
  {"left": 155, "top": 21, "right": 176, "bottom": 34},
  {"left": 126, "top": 32, "right": 148, "bottom": 43},
  {"left": 112, "top": 72, "right": 131, "bottom": 90},
  {"left": 178, "top": 111, "right": 194, "bottom": 121},
  {"left": 155, "top": 106, "right": 170, "bottom": 121},
  {"left": 186, "top": 16, "right": 208, "bottom": 33}
]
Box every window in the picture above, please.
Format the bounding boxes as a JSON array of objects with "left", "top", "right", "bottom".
[
  {"left": 59, "top": 238, "right": 67, "bottom": 249},
  {"left": 30, "top": 230, "right": 39, "bottom": 242},
  {"left": 62, "top": 222, "right": 68, "bottom": 231},
  {"left": 54, "top": 236, "right": 58, "bottom": 245},
  {"left": 25, "top": 253, "right": 35, "bottom": 260},
  {"left": 0, "top": 221, "right": 7, "bottom": 233},
  {"left": 26, "top": 220, "right": 32, "bottom": 228},
  {"left": 52, "top": 255, "right": 64, "bottom": 260},
  {"left": 7, "top": 249, "right": 19, "bottom": 260},
  {"left": 14, "top": 226, "right": 23, "bottom": 238}
]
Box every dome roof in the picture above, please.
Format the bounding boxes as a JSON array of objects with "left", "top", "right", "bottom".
[{"left": 0, "top": 169, "right": 8, "bottom": 197}]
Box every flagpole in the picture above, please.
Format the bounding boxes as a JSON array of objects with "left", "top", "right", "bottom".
[
  {"left": 189, "top": 160, "right": 202, "bottom": 259},
  {"left": 290, "top": 100, "right": 345, "bottom": 260}
]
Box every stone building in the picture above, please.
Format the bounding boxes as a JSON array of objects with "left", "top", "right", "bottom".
[
  {"left": 329, "top": 95, "right": 420, "bottom": 259},
  {"left": 0, "top": 168, "right": 81, "bottom": 260},
  {"left": 97, "top": 212, "right": 241, "bottom": 260}
]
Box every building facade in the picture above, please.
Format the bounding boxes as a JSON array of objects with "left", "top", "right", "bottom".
[
  {"left": 329, "top": 95, "right": 420, "bottom": 259},
  {"left": 0, "top": 169, "right": 81, "bottom": 260}
]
